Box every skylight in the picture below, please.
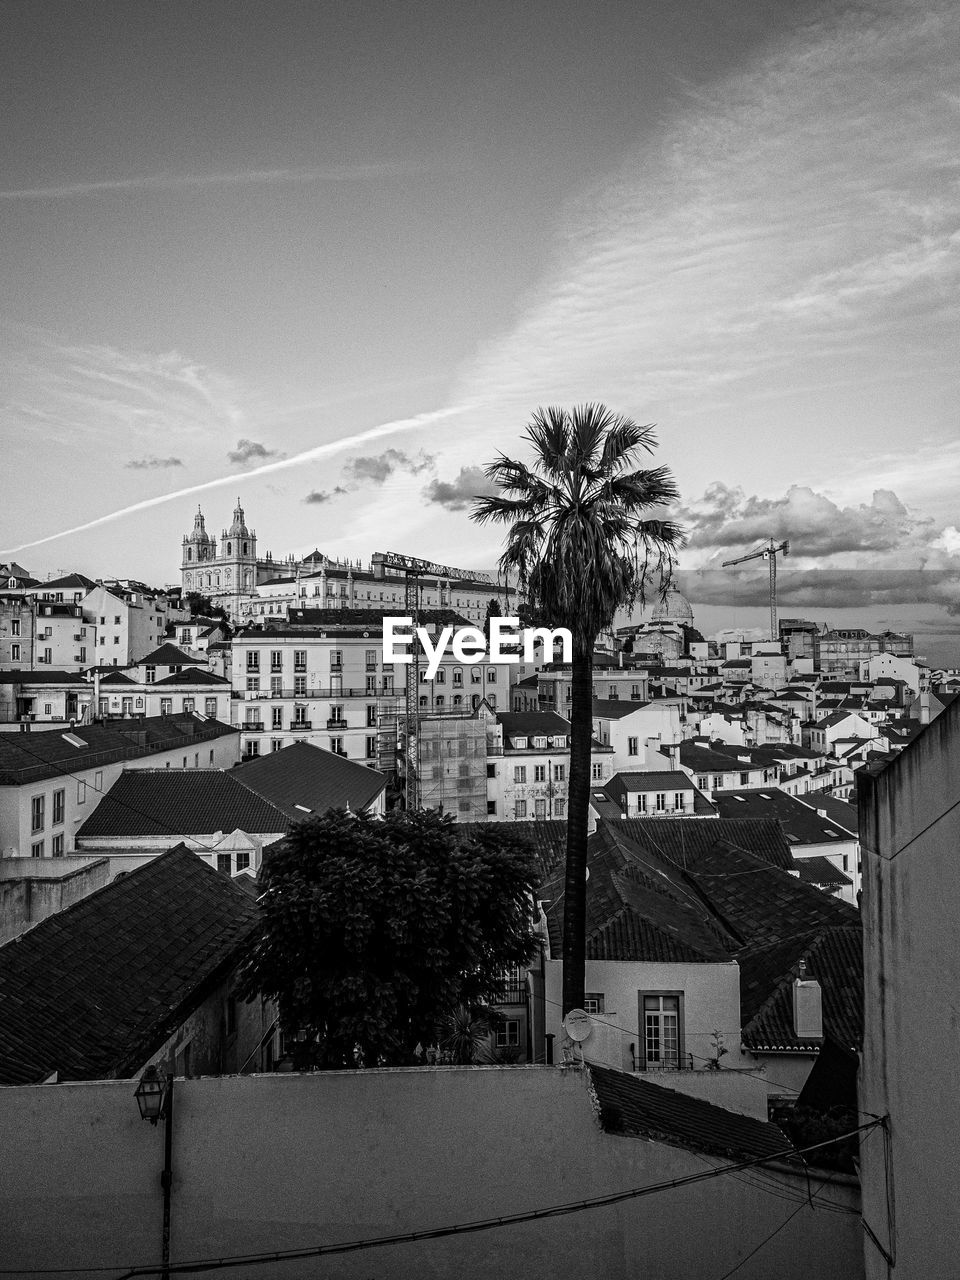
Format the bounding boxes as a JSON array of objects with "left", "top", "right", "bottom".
[
  {"left": 61, "top": 733, "right": 87, "bottom": 748},
  {"left": 294, "top": 804, "right": 312, "bottom": 813}
]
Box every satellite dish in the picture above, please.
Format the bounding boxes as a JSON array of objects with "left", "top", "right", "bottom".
[{"left": 563, "top": 1009, "right": 593, "bottom": 1043}]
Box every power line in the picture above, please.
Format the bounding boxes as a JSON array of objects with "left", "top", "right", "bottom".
[{"left": 0, "top": 1122, "right": 880, "bottom": 1278}]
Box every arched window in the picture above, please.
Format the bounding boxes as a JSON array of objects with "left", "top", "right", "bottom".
[
  {"left": 187, "top": 547, "right": 193, "bottom": 562},
  {"left": 419, "top": 695, "right": 428, "bottom": 708},
  {"left": 226, "top": 542, "right": 232, "bottom": 556},
  {"left": 184, "top": 574, "right": 192, "bottom": 588},
  {"left": 242, "top": 541, "right": 249, "bottom": 556},
  {"left": 435, "top": 695, "right": 445, "bottom": 708},
  {"left": 453, "top": 694, "right": 462, "bottom": 707}
]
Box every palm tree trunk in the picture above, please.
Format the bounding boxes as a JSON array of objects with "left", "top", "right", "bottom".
[{"left": 562, "top": 640, "right": 593, "bottom": 1016}]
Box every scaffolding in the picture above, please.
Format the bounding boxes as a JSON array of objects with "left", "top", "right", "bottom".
[{"left": 417, "top": 712, "right": 489, "bottom": 821}]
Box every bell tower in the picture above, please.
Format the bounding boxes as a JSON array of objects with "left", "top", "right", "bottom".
[
  {"left": 181, "top": 506, "right": 216, "bottom": 597},
  {"left": 220, "top": 498, "right": 258, "bottom": 618}
]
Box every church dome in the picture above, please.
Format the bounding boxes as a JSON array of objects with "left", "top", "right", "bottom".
[
  {"left": 651, "top": 587, "right": 694, "bottom": 625},
  {"left": 228, "top": 500, "right": 250, "bottom": 538},
  {"left": 186, "top": 506, "right": 215, "bottom": 544}
]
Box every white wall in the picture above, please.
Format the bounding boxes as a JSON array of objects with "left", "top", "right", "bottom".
[{"left": 0, "top": 1067, "right": 863, "bottom": 1280}]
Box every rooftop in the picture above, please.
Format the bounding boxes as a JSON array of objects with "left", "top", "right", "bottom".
[
  {"left": 0, "top": 716, "right": 239, "bottom": 787},
  {"left": 0, "top": 846, "right": 260, "bottom": 1084}
]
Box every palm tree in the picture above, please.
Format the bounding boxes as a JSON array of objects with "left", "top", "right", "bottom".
[{"left": 472, "top": 405, "right": 684, "bottom": 1016}]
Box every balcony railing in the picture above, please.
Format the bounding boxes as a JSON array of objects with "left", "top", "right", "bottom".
[
  {"left": 291, "top": 720, "right": 312, "bottom": 730},
  {"left": 243, "top": 686, "right": 404, "bottom": 700},
  {"left": 326, "top": 717, "right": 349, "bottom": 729},
  {"left": 242, "top": 721, "right": 265, "bottom": 732}
]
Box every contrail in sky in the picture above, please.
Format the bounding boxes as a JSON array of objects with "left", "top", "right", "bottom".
[{"left": 0, "top": 403, "right": 473, "bottom": 554}]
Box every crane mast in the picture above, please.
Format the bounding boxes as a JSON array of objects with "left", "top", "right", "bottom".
[{"left": 721, "top": 539, "right": 790, "bottom": 642}]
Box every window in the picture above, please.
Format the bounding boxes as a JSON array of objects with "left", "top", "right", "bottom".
[
  {"left": 113, "top": 635, "right": 120, "bottom": 645},
  {"left": 330, "top": 650, "right": 342, "bottom": 669},
  {"left": 294, "top": 675, "right": 307, "bottom": 697},
  {"left": 366, "top": 704, "right": 378, "bottom": 727},
  {"left": 294, "top": 650, "right": 307, "bottom": 671},
  {"left": 435, "top": 668, "right": 446, "bottom": 684},
  {"left": 487, "top": 669, "right": 497, "bottom": 683},
  {"left": 11, "top": 620, "right": 19, "bottom": 636},
  {"left": 534, "top": 798, "right": 546, "bottom": 819},
  {"left": 487, "top": 800, "right": 497, "bottom": 815},
  {"left": 217, "top": 853, "right": 232, "bottom": 875},
  {"left": 655, "top": 793, "right": 666, "bottom": 811},
  {"left": 697, "top": 776, "right": 708, "bottom": 790},
  {"left": 31, "top": 840, "right": 44, "bottom": 858},
  {"left": 515, "top": 800, "right": 527, "bottom": 818},
  {"left": 641, "top": 993, "right": 682, "bottom": 1069},
  {"left": 183, "top": 698, "right": 195, "bottom": 714},
  {"left": 740, "top": 772, "right": 749, "bottom": 786},
  {"left": 674, "top": 793, "right": 685, "bottom": 810},
  {"left": 77, "top": 780, "right": 86, "bottom": 804},
  {"left": 50, "top": 833, "right": 64, "bottom": 857},
  {"left": 365, "top": 649, "right": 377, "bottom": 669},
  {"left": 270, "top": 650, "right": 283, "bottom": 672},
  {"left": 514, "top": 765, "right": 527, "bottom": 783},
  {"left": 329, "top": 704, "right": 344, "bottom": 723},
  {"left": 471, "top": 667, "right": 482, "bottom": 684},
  {"left": 584, "top": 993, "right": 605, "bottom": 1015},
  {"left": 205, "top": 697, "right": 218, "bottom": 717},
  {"left": 44, "top": 703, "right": 53, "bottom": 716},
  {"left": 495, "top": 1019, "right": 520, "bottom": 1048},
  {"left": 453, "top": 667, "right": 463, "bottom": 687},
  {"left": 712, "top": 775, "right": 723, "bottom": 789},
  {"left": 329, "top": 737, "right": 343, "bottom": 754},
  {"left": 11, "top": 643, "right": 20, "bottom": 661},
  {"left": 31, "top": 795, "right": 44, "bottom": 833},
  {"left": 366, "top": 674, "right": 377, "bottom": 693},
  {"left": 246, "top": 740, "right": 261, "bottom": 757},
  {"left": 591, "top": 763, "right": 603, "bottom": 781},
  {"left": 534, "top": 765, "right": 546, "bottom": 782},
  {"left": 113, "top": 616, "right": 120, "bottom": 626},
  {"left": 52, "top": 789, "right": 65, "bottom": 825},
  {"left": 627, "top": 736, "right": 639, "bottom": 756},
  {"left": 533, "top": 737, "right": 546, "bottom": 750},
  {"left": 271, "top": 738, "right": 283, "bottom": 752},
  {"left": 554, "top": 763, "right": 565, "bottom": 782},
  {"left": 486, "top": 763, "right": 496, "bottom": 779},
  {"left": 554, "top": 799, "right": 565, "bottom": 817},
  {"left": 366, "top": 736, "right": 377, "bottom": 759},
  {"left": 43, "top": 647, "right": 52, "bottom": 663}
]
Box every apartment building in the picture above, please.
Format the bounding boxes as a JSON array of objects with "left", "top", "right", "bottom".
[
  {"left": 229, "top": 620, "right": 512, "bottom": 764},
  {"left": 485, "top": 711, "right": 614, "bottom": 822}
]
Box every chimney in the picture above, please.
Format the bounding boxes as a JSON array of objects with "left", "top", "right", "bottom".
[{"left": 793, "top": 963, "right": 823, "bottom": 1040}]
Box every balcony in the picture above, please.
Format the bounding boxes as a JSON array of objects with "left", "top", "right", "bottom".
[
  {"left": 291, "top": 720, "right": 312, "bottom": 731},
  {"left": 327, "top": 717, "right": 348, "bottom": 729},
  {"left": 243, "top": 721, "right": 265, "bottom": 732}
]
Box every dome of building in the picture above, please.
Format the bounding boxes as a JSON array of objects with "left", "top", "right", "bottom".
[
  {"left": 186, "top": 506, "right": 215, "bottom": 544},
  {"left": 650, "top": 587, "right": 694, "bottom": 625}
]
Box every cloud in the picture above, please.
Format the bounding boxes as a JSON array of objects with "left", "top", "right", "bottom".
[
  {"left": 675, "top": 568, "right": 960, "bottom": 615},
  {"left": 677, "top": 483, "right": 932, "bottom": 559},
  {"left": 228, "top": 438, "right": 282, "bottom": 466},
  {"left": 342, "top": 448, "right": 435, "bottom": 485},
  {"left": 303, "top": 487, "right": 348, "bottom": 505},
  {"left": 0, "top": 162, "right": 429, "bottom": 202},
  {"left": 125, "top": 456, "right": 184, "bottom": 470},
  {"left": 447, "top": 0, "right": 960, "bottom": 487},
  {"left": 0, "top": 402, "right": 472, "bottom": 554},
  {"left": 422, "top": 466, "right": 499, "bottom": 511}
]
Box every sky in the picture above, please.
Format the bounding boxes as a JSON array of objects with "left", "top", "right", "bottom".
[{"left": 1, "top": 0, "right": 958, "bottom": 655}]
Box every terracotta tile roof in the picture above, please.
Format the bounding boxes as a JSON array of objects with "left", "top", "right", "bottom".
[
  {"left": 738, "top": 926, "right": 863, "bottom": 1053},
  {"left": 795, "top": 855, "right": 852, "bottom": 887},
  {"left": 0, "top": 670, "right": 87, "bottom": 685},
  {"left": 0, "top": 846, "right": 260, "bottom": 1083},
  {"left": 0, "top": 717, "right": 239, "bottom": 786},
  {"left": 137, "top": 643, "right": 204, "bottom": 666},
  {"left": 588, "top": 1064, "right": 793, "bottom": 1164},
  {"left": 592, "top": 699, "right": 650, "bottom": 718},
  {"left": 713, "top": 790, "right": 855, "bottom": 846},
  {"left": 151, "top": 668, "right": 230, "bottom": 686},
  {"left": 231, "top": 740, "right": 386, "bottom": 818},
  {"left": 617, "top": 817, "right": 795, "bottom": 872},
  {"left": 76, "top": 770, "right": 290, "bottom": 838}
]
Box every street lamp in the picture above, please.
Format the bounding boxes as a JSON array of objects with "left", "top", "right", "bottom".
[{"left": 134, "top": 1065, "right": 174, "bottom": 1279}]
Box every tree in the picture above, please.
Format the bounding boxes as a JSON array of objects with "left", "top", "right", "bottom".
[
  {"left": 183, "top": 590, "right": 229, "bottom": 624},
  {"left": 472, "top": 404, "right": 683, "bottom": 1016},
  {"left": 481, "top": 597, "right": 502, "bottom": 642},
  {"left": 238, "top": 808, "right": 540, "bottom": 1067}
]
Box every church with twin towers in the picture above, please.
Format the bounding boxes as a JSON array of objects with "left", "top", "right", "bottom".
[{"left": 180, "top": 499, "right": 508, "bottom": 627}]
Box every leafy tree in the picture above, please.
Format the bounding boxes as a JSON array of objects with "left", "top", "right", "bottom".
[
  {"left": 239, "top": 808, "right": 540, "bottom": 1067},
  {"left": 472, "top": 404, "right": 683, "bottom": 1015},
  {"left": 183, "top": 591, "right": 229, "bottom": 623},
  {"left": 481, "top": 597, "right": 502, "bottom": 642}
]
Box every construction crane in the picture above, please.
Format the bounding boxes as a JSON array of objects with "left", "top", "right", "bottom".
[
  {"left": 722, "top": 539, "right": 790, "bottom": 642},
  {"left": 372, "top": 551, "right": 499, "bottom": 811}
]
